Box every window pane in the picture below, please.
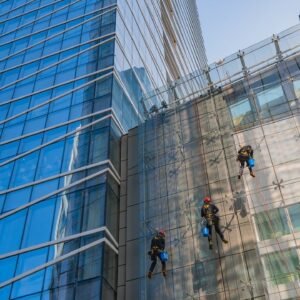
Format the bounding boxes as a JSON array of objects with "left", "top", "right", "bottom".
[
  {"left": 22, "top": 199, "right": 56, "bottom": 247},
  {"left": 4, "top": 187, "right": 32, "bottom": 212},
  {"left": 288, "top": 203, "right": 300, "bottom": 231},
  {"left": 11, "top": 248, "right": 48, "bottom": 298},
  {"left": 254, "top": 208, "right": 290, "bottom": 240},
  {"left": 0, "top": 210, "right": 27, "bottom": 254},
  {"left": 294, "top": 79, "right": 300, "bottom": 99},
  {"left": 256, "top": 85, "right": 288, "bottom": 118},
  {"left": 35, "top": 141, "right": 64, "bottom": 180},
  {"left": 10, "top": 152, "right": 39, "bottom": 187},
  {"left": 262, "top": 248, "right": 299, "bottom": 285},
  {"left": 230, "top": 98, "right": 255, "bottom": 127}
]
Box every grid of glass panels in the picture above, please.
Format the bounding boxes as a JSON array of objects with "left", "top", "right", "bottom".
[
  {"left": 0, "top": 0, "right": 121, "bottom": 298},
  {"left": 126, "top": 25, "right": 300, "bottom": 299}
]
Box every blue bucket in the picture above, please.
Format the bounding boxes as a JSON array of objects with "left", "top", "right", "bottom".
[
  {"left": 248, "top": 158, "right": 255, "bottom": 168},
  {"left": 159, "top": 251, "right": 169, "bottom": 262},
  {"left": 201, "top": 226, "right": 209, "bottom": 237}
]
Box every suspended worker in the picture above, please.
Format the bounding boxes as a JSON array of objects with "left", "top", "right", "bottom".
[
  {"left": 147, "top": 230, "right": 167, "bottom": 278},
  {"left": 237, "top": 144, "right": 255, "bottom": 179},
  {"left": 201, "top": 197, "right": 228, "bottom": 250}
]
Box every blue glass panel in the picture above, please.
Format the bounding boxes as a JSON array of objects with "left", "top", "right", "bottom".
[
  {"left": 23, "top": 116, "right": 46, "bottom": 134},
  {"left": 10, "top": 152, "right": 39, "bottom": 187},
  {"left": 230, "top": 98, "right": 256, "bottom": 127},
  {"left": 0, "top": 286, "right": 11, "bottom": 300},
  {"left": 0, "top": 140, "right": 19, "bottom": 160},
  {"left": 0, "top": 210, "right": 27, "bottom": 254},
  {"left": 35, "top": 141, "right": 64, "bottom": 179},
  {"left": 43, "top": 126, "right": 67, "bottom": 142},
  {"left": 50, "top": 94, "right": 72, "bottom": 112},
  {"left": 1, "top": 122, "right": 24, "bottom": 140},
  {"left": 15, "top": 292, "right": 42, "bottom": 300},
  {"left": 0, "top": 256, "right": 17, "bottom": 282},
  {"left": 0, "top": 87, "right": 14, "bottom": 103},
  {"left": 31, "top": 180, "right": 59, "bottom": 200},
  {"left": 0, "top": 195, "right": 5, "bottom": 213},
  {"left": 0, "top": 162, "right": 14, "bottom": 190},
  {"left": 256, "top": 85, "right": 288, "bottom": 118},
  {"left": 4, "top": 187, "right": 32, "bottom": 212},
  {"left": 11, "top": 248, "right": 48, "bottom": 298},
  {"left": 19, "top": 134, "right": 43, "bottom": 152},
  {"left": 46, "top": 108, "right": 69, "bottom": 126},
  {"left": 294, "top": 80, "right": 300, "bottom": 98},
  {"left": 29, "top": 91, "right": 52, "bottom": 118},
  {"left": 22, "top": 199, "right": 56, "bottom": 247},
  {"left": 0, "top": 103, "right": 9, "bottom": 120},
  {"left": 8, "top": 97, "right": 30, "bottom": 118},
  {"left": 19, "top": 61, "right": 40, "bottom": 78},
  {"left": 288, "top": 203, "right": 300, "bottom": 231}
]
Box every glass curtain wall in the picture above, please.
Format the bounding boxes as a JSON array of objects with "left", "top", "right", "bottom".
[
  {"left": 0, "top": 0, "right": 120, "bottom": 299},
  {"left": 128, "top": 24, "right": 300, "bottom": 299}
]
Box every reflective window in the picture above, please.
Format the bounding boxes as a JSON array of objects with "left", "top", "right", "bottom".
[
  {"left": 22, "top": 199, "right": 56, "bottom": 247},
  {"left": 31, "top": 180, "right": 59, "bottom": 201},
  {"left": 0, "top": 256, "right": 17, "bottom": 283},
  {"left": 262, "top": 248, "right": 299, "bottom": 285},
  {"left": 0, "top": 141, "right": 19, "bottom": 161},
  {"left": 10, "top": 152, "right": 39, "bottom": 187},
  {"left": 256, "top": 85, "right": 289, "bottom": 118},
  {"left": 4, "top": 187, "right": 32, "bottom": 212},
  {"left": 288, "top": 203, "right": 300, "bottom": 231},
  {"left": 0, "top": 162, "right": 14, "bottom": 190},
  {"left": 229, "top": 98, "right": 256, "bottom": 127},
  {"left": 0, "top": 210, "right": 27, "bottom": 254},
  {"left": 254, "top": 208, "right": 290, "bottom": 240},
  {"left": 35, "top": 141, "right": 64, "bottom": 179},
  {"left": 19, "top": 134, "right": 43, "bottom": 153},
  {"left": 294, "top": 79, "right": 300, "bottom": 99},
  {"left": 11, "top": 248, "right": 48, "bottom": 298}
]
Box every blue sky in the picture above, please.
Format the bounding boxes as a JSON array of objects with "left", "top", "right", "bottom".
[{"left": 197, "top": 0, "right": 300, "bottom": 63}]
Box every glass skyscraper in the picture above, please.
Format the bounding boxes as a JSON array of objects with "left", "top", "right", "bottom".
[{"left": 0, "top": 1, "right": 207, "bottom": 299}]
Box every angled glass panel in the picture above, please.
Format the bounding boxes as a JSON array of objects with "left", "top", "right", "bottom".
[
  {"left": 10, "top": 152, "right": 39, "bottom": 187},
  {"left": 0, "top": 162, "right": 14, "bottom": 190},
  {"left": 262, "top": 248, "right": 299, "bottom": 286},
  {"left": 229, "top": 98, "right": 256, "bottom": 127},
  {"left": 0, "top": 210, "right": 27, "bottom": 254},
  {"left": 4, "top": 187, "right": 32, "bottom": 212},
  {"left": 288, "top": 203, "right": 300, "bottom": 231},
  {"left": 22, "top": 198, "right": 56, "bottom": 247},
  {"left": 0, "top": 256, "right": 17, "bottom": 284},
  {"left": 294, "top": 79, "right": 300, "bottom": 99},
  {"left": 254, "top": 208, "right": 290, "bottom": 240},
  {"left": 11, "top": 248, "right": 48, "bottom": 298},
  {"left": 256, "top": 85, "right": 288, "bottom": 118},
  {"left": 35, "top": 141, "right": 64, "bottom": 180}
]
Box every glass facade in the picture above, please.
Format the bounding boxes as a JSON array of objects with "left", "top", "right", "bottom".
[
  {"left": 0, "top": 1, "right": 207, "bottom": 299},
  {"left": 122, "top": 24, "right": 300, "bottom": 299}
]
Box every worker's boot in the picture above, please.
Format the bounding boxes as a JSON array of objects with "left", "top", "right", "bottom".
[
  {"left": 250, "top": 171, "right": 255, "bottom": 178},
  {"left": 162, "top": 269, "right": 167, "bottom": 277},
  {"left": 222, "top": 238, "right": 228, "bottom": 244},
  {"left": 147, "top": 271, "right": 152, "bottom": 279}
]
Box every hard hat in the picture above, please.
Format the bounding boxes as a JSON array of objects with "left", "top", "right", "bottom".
[
  {"left": 158, "top": 229, "right": 165, "bottom": 237},
  {"left": 204, "top": 196, "right": 211, "bottom": 203}
]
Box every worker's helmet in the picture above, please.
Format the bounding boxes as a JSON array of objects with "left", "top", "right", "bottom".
[
  {"left": 204, "top": 196, "right": 211, "bottom": 203},
  {"left": 158, "top": 229, "right": 165, "bottom": 237}
]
